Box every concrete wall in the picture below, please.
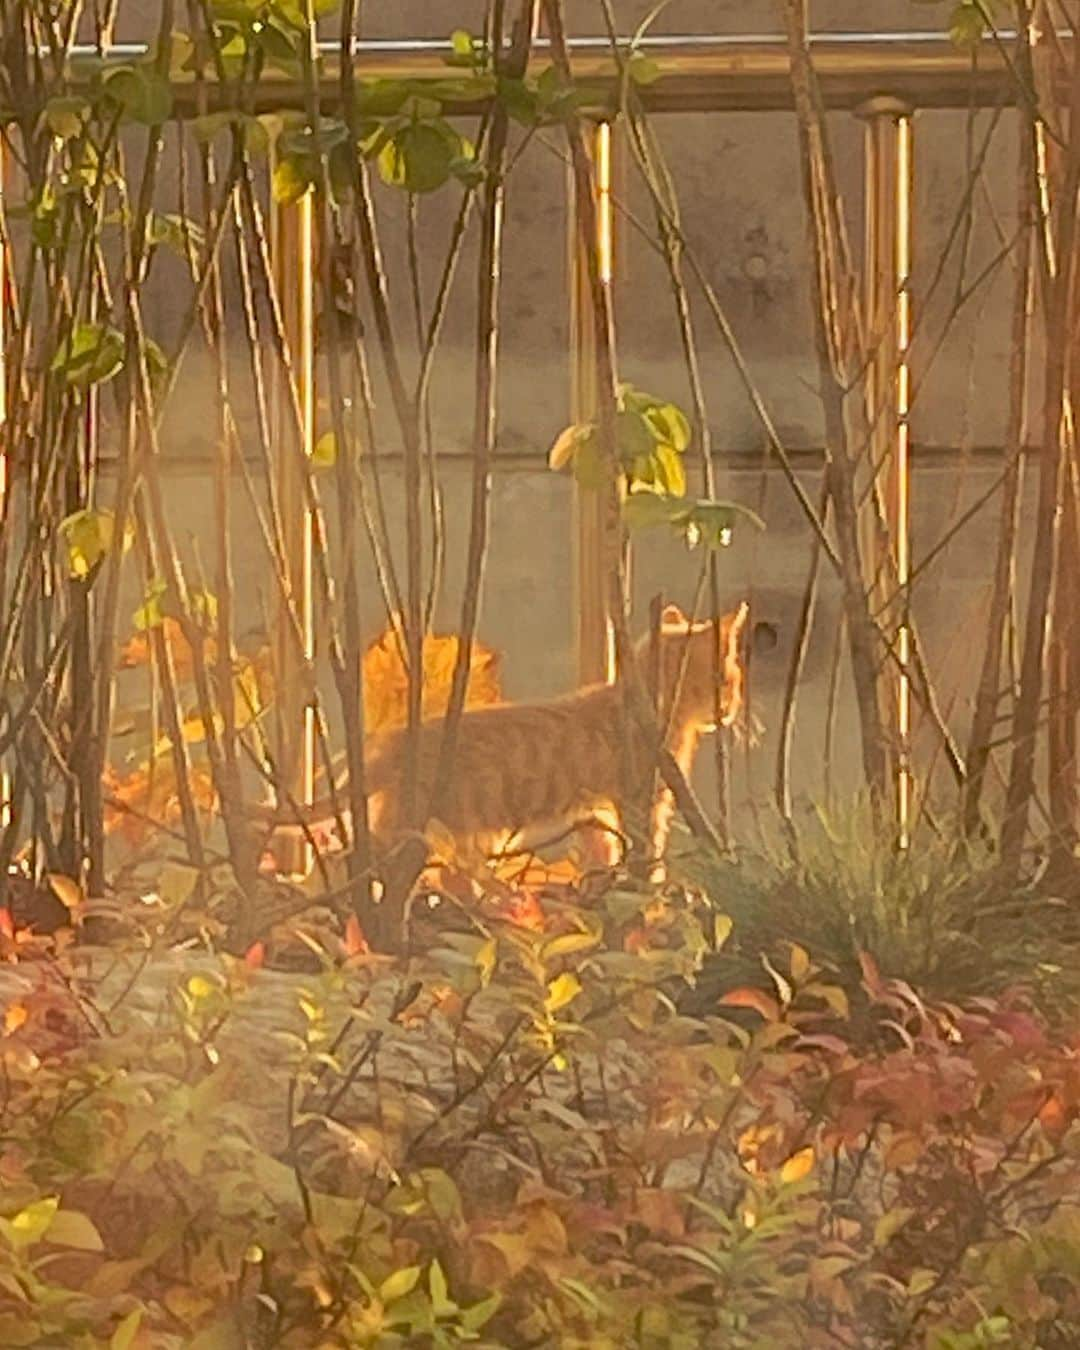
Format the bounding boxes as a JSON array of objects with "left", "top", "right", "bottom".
[{"left": 89, "top": 3, "right": 1031, "bottom": 837}]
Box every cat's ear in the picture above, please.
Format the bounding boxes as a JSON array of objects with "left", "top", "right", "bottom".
[{"left": 660, "top": 603, "right": 688, "bottom": 629}]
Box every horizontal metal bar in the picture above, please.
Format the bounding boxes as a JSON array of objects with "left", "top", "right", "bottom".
[{"left": 62, "top": 31, "right": 1063, "bottom": 116}]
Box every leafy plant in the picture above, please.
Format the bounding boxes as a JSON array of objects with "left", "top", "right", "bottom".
[
  {"left": 679, "top": 806, "right": 1080, "bottom": 1018},
  {"left": 1, "top": 848, "right": 1080, "bottom": 1346},
  {"left": 548, "top": 382, "right": 763, "bottom": 550}
]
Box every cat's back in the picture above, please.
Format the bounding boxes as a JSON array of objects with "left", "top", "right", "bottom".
[{"left": 376, "top": 682, "right": 622, "bottom": 837}]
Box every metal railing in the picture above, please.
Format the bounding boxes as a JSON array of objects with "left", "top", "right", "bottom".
[{"left": 60, "top": 31, "right": 1046, "bottom": 111}]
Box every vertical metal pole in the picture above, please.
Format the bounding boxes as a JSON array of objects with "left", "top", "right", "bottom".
[
  {"left": 859, "top": 96, "right": 913, "bottom": 848},
  {"left": 569, "top": 119, "right": 616, "bottom": 687},
  {"left": 270, "top": 177, "right": 316, "bottom": 873}
]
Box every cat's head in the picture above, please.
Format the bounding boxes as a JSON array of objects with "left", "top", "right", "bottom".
[{"left": 641, "top": 601, "right": 749, "bottom": 729}]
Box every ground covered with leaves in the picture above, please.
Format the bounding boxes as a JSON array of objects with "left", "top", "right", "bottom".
[{"left": 2, "top": 840, "right": 1080, "bottom": 1350}]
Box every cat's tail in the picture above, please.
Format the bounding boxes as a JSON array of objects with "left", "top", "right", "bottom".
[{"left": 244, "top": 734, "right": 396, "bottom": 834}]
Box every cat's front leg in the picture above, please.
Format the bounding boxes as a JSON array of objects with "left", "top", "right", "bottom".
[{"left": 575, "top": 803, "right": 625, "bottom": 873}]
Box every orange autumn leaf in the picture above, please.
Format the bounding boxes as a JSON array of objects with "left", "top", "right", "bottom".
[
  {"left": 719, "top": 987, "right": 781, "bottom": 1021},
  {"left": 0, "top": 908, "right": 14, "bottom": 941},
  {"left": 1039, "top": 1092, "right": 1070, "bottom": 1143},
  {"left": 3, "top": 1003, "right": 28, "bottom": 1035},
  {"left": 362, "top": 621, "right": 501, "bottom": 734},
  {"left": 243, "top": 941, "right": 266, "bottom": 970},
  {"left": 119, "top": 617, "right": 218, "bottom": 682},
  {"left": 104, "top": 760, "right": 217, "bottom": 847},
  {"left": 779, "top": 1147, "right": 815, "bottom": 1185}
]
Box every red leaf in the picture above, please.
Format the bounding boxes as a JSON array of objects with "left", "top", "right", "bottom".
[
  {"left": 857, "top": 950, "right": 885, "bottom": 999},
  {"left": 0, "top": 908, "right": 13, "bottom": 941},
  {"left": 1039, "top": 1093, "right": 1070, "bottom": 1143},
  {"left": 344, "top": 913, "right": 369, "bottom": 957},
  {"left": 719, "top": 987, "right": 780, "bottom": 1021},
  {"left": 243, "top": 941, "right": 266, "bottom": 970}
]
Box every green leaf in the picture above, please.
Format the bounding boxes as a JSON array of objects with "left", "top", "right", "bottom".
[
  {"left": 59, "top": 508, "right": 125, "bottom": 578},
  {"left": 450, "top": 29, "right": 474, "bottom": 58},
  {"left": 570, "top": 435, "right": 608, "bottom": 490},
  {"left": 279, "top": 117, "right": 349, "bottom": 158},
  {"left": 42, "top": 96, "right": 90, "bottom": 140},
  {"left": 615, "top": 407, "right": 658, "bottom": 462},
  {"left": 948, "top": 2, "right": 985, "bottom": 48},
  {"left": 191, "top": 110, "right": 236, "bottom": 143},
  {"left": 460, "top": 1293, "right": 502, "bottom": 1333},
  {"left": 46, "top": 1209, "right": 104, "bottom": 1251},
  {"left": 312, "top": 431, "right": 337, "bottom": 467},
  {"left": 104, "top": 66, "right": 174, "bottom": 125},
  {"left": 628, "top": 53, "right": 662, "bottom": 86},
  {"left": 242, "top": 115, "right": 271, "bottom": 155},
  {"left": 272, "top": 154, "right": 314, "bottom": 204},
  {"left": 355, "top": 80, "right": 412, "bottom": 117},
  {"left": 542, "top": 931, "right": 600, "bottom": 959},
  {"left": 149, "top": 212, "right": 206, "bottom": 258},
  {"left": 50, "top": 321, "right": 125, "bottom": 387},
  {"left": 497, "top": 76, "right": 541, "bottom": 126},
  {"left": 141, "top": 335, "right": 170, "bottom": 402},
  {"left": 133, "top": 576, "right": 168, "bottom": 631},
  {"left": 377, "top": 122, "right": 457, "bottom": 194},
  {"left": 428, "top": 1259, "right": 455, "bottom": 1317},
  {"left": 110, "top": 1309, "right": 143, "bottom": 1350},
  {"left": 874, "top": 1206, "right": 916, "bottom": 1248},
  {"left": 379, "top": 1265, "right": 422, "bottom": 1305},
  {"left": 685, "top": 498, "right": 766, "bottom": 548},
  {"left": 622, "top": 492, "right": 685, "bottom": 532},
  {"left": 6, "top": 1197, "right": 59, "bottom": 1248}
]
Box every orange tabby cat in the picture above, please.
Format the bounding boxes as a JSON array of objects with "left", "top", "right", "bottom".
[{"left": 260, "top": 602, "right": 748, "bottom": 867}]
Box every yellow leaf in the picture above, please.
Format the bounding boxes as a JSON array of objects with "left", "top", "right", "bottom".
[
  {"left": 110, "top": 1308, "right": 143, "bottom": 1350},
  {"left": 545, "top": 972, "right": 581, "bottom": 1015},
  {"left": 312, "top": 430, "right": 337, "bottom": 467},
  {"left": 779, "top": 1146, "right": 815, "bottom": 1185},
  {"left": 475, "top": 937, "right": 497, "bottom": 986},
  {"left": 789, "top": 943, "right": 810, "bottom": 981},
  {"left": 47, "top": 873, "right": 85, "bottom": 911},
  {"left": 542, "top": 931, "right": 599, "bottom": 960},
  {"left": 807, "top": 982, "right": 850, "bottom": 1020},
  {"left": 548, "top": 422, "right": 589, "bottom": 471},
  {"left": 187, "top": 974, "right": 215, "bottom": 1000},
  {"left": 379, "top": 1265, "right": 422, "bottom": 1305},
  {"left": 3, "top": 1004, "right": 28, "bottom": 1035}
]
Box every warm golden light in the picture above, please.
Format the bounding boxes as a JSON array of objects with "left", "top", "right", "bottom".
[
  {"left": 595, "top": 121, "right": 617, "bottom": 683},
  {"left": 298, "top": 191, "right": 316, "bottom": 821},
  {"left": 896, "top": 115, "right": 912, "bottom": 849},
  {"left": 270, "top": 181, "right": 316, "bottom": 874},
  {"left": 0, "top": 139, "right": 8, "bottom": 834},
  {"left": 596, "top": 120, "right": 613, "bottom": 287}
]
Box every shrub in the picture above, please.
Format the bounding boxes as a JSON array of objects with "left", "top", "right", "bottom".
[
  {"left": 678, "top": 806, "right": 1080, "bottom": 1018},
  {"left": 1, "top": 858, "right": 1080, "bottom": 1347}
]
